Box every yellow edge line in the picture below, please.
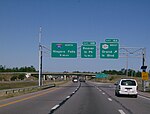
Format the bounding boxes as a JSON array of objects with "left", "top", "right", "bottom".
[{"left": 0, "top": 87, "right": 59, "bottom": 108}]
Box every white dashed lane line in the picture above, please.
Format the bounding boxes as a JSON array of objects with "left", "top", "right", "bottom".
[
  {"left": 108, "top": 98, "right": 112, "bottom": 101},
  {"left": 51, "top": 105, "right": 60, "bottom": 110},
  {"left": 118, "top": 109, "right": 126, "bottom": 114},
  {"left": 102, "top": 92, "right": 105, "bottom": 95},
  {"left": 66, "top": 96, "right": 70, "bottom": 99},
  {"left": 94, "top": 85, "right": 128, "bottom": 114},
  {"left": 138, "top": 95, "right": 150, "bottom": 100}
]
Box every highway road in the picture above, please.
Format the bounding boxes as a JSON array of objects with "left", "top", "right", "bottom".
[{"left": 0, "top": 81, "right": 150, "bottom": 114}]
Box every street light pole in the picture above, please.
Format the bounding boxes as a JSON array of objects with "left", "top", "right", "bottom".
[
  {"left": 39, "top": 27, "right": 42, "bottom": 86},
  {"left": 126, "top": 53, "right": 128, "bottom": 76}
]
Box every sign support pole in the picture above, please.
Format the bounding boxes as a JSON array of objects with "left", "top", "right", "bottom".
[{"left": 142, "top": 48, "right": 146, "bottom": 91}]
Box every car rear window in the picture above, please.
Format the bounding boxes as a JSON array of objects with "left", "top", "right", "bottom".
[{"left": 121, "top": 80, "right": 136, "bottom": 86}]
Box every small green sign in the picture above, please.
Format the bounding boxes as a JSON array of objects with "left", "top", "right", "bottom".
[
  {"left": 100, "top": 43, "right": 119, "bottom": 59},
  {"left": 96, "top": 73, "right": 108, "bottom": 78},
  {"left": 51, "top": 43, "right": 77, "bottom": 58},
  {"left": 105, "top": 39, "right": 119, "bottom": 43},
  {"left": 82, "top": 41, "right": 96, "bottom": 46},
  {"left": 81, "top": 45, "right": 96, "bottom": 58}
]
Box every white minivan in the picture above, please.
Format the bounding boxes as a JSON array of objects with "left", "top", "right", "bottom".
[{"left": 115, "top": 79, "right": 138, "bottom": 98}]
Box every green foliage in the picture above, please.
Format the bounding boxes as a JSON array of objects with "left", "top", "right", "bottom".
[
  {"left": 101, "top": 68, "right": 141, "bottom": 77},
  {"left": 108, "top": 76, "right": 115, "bottom": 81},
  {"left": 0, "top": 65, "right": 36, "bottom": 72},
  {"left": 0, "top": 77, "right": 3, "bottom": 81},
  {"left": 136, "top": 71, "right": 141, "bottom": 77},
  {"left": 18, "top": 74, "right": 25, "bottom": 80},
  {"left": 11, "top": 76, "right": 17, "bottom": 81}
]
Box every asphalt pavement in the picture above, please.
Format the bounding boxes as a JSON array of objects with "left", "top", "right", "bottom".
[{"left": 0, "top": 81, "right": 150, "bottom": 114}]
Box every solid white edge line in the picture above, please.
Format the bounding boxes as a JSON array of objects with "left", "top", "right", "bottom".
[
  {"left": 138, "top": 95, "right": 150, "bottom": 100},
  {"left": 51, "top": 105, "right": 60, "bottom": 110},
  {"left": 118, "top": 109, "right": 126, "bottom": 114},
  {"left": 108, "top": 98, "right": 112, "bottom": 101}
]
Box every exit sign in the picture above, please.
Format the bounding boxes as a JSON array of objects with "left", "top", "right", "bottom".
[
  {"left": 81, "top": 46, "right": 96, "bottom": 58},
  {"left": 100, "top": 43, "right": 119, "bottom": 59},
  {"left": 81, "top": 41, "right": 96, "bottom": 58}
]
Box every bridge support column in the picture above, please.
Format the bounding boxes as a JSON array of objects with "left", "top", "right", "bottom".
[{"left": 64, "top": 75, "right": 67, "bottom": 81}]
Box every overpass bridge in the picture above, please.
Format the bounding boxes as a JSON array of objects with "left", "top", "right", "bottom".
[
  {"left": 0, "top": 72, "right": 96, "bottom": 81},
  {"left": 30, "top": 72, "right": 96, "bottom": 81},
  {"left": 30, "top": 72, "right": 96, "bottom": 76}
]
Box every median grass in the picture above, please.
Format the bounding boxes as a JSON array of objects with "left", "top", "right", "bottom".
[{"left": 0, "top": 81, "right": 38, "bottom": 90}]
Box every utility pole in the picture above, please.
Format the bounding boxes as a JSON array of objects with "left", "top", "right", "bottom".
[
  {"left": 141, "top": 48, "right": 146, "bottom": 91},
  {"left": 39, "top": 27, "right": 42, "bottom": 86},
  {"left": 126, "top": 53, "right": 128, "bottom": 76}
]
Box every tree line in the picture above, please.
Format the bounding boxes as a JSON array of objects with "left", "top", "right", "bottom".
[
  {"left": 0, "top": 65, "right": 36, "bottom": 72},
  {"left": 101, "top": 68, "right": 141, "bottom": 77},
  {"left": 72, "top": 68, "right": 142, "bottom": 77},
  {"left": 0, "top": 65, "right": 142, "bottom": 77}
]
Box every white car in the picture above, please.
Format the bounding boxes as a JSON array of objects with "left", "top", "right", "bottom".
[
  {"left": 72, "top": 78, "right": 78, "bottom": 83},
  {"left": 115, "top": 79, "right": 138, "bottom": 98}
]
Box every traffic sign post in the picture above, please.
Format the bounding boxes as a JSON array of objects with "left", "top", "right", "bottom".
[
  {"left": 100, "top": 43, "right": 119, "bottom": 59},
  {"left": 51, "top": 43, "right": 77, "bottom": 58}
]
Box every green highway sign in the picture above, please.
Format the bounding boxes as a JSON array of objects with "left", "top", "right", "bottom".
[
  {"left": 81, "top": 45, "right": 96, "bottom": 58},
  {"left": 82, "top": 41, "right": 96, "bottom": 46},
  {"left": 51, "top": 43, "right": 77, "bottom": 58},
  {"left": 105, "top": 39, "right": 119, "bottom": 43},
  {"left": 96, "top": 73, "right": 108, "bottom": 78},
  {"left": 100, "top": 43, "right": 119, "bottom": 59}
]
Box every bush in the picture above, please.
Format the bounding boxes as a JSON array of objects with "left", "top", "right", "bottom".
[
  {"left": 0, "top": 77, "right": 3, "bottom": 81},
  {"left": 11, "top": 76, "right": 17, "bottom": 81},
  {"left": 109, "top": 76, "right": 115, "bottom": 81},
  {"left": 18, "top": 74, "right": 25, "bottom": 80}
]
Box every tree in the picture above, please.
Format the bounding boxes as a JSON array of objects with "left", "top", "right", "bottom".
[{"left": 0, "top": 65, "right": 37, "bottom": 72}]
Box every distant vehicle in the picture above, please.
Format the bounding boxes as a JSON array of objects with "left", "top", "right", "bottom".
[
  {"left": 79, "top": 78, "right": 86, "bottom": 82},
  {"left": 114, "top": 79, "right": 138, "bottom": 98},
  {"left": 72, "top": 77, "right": 78, "bottom": 83}
]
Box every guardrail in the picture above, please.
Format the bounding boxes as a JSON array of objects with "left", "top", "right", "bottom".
[{"left": 0, "top": 84, "right": 55, "bottom": 97}]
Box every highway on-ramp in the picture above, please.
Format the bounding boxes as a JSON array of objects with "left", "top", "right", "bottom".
[{"left": 0, "top": 81, "right": 150, "bottom": 114}]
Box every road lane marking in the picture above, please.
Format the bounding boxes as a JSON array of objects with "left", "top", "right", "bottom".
[
  {"left": 66, "top": 96, "right": 70, "bottom": 99},
  {"left": 102, "top": 92, "right": 105, "bottom": 95},
  {"left": 108, "top": 98, "right": 112, "bottom": 101},
  {"left": 51, "top": 105, "right": 60, "bottom": 110},
  {"left": 138, "top": 95, "right": 150, "bottom": 100},
  {"left": 0, "top": 88, "right": 59, "bottom": 108},
  {"left": 99, "top": 89, "right": 102, "bottom": 91},
  {"left": 118, "top": 109, "right": 126, "bottom": 114}
]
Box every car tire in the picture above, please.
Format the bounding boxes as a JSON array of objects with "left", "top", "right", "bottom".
[
  {"left": 133, "top": 95, "right": 137, "bottom": 98},
  {"left": 115, "top": 91, "right": 119, "bottom": 97}
]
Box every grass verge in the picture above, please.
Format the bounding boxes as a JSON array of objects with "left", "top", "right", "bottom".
[{"left": 0, "top": 80, "right": 69, "bottom": 100}]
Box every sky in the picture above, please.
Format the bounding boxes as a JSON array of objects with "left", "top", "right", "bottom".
[{"left": 0, "top": 0, "right": 150, "bottom": 72}]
